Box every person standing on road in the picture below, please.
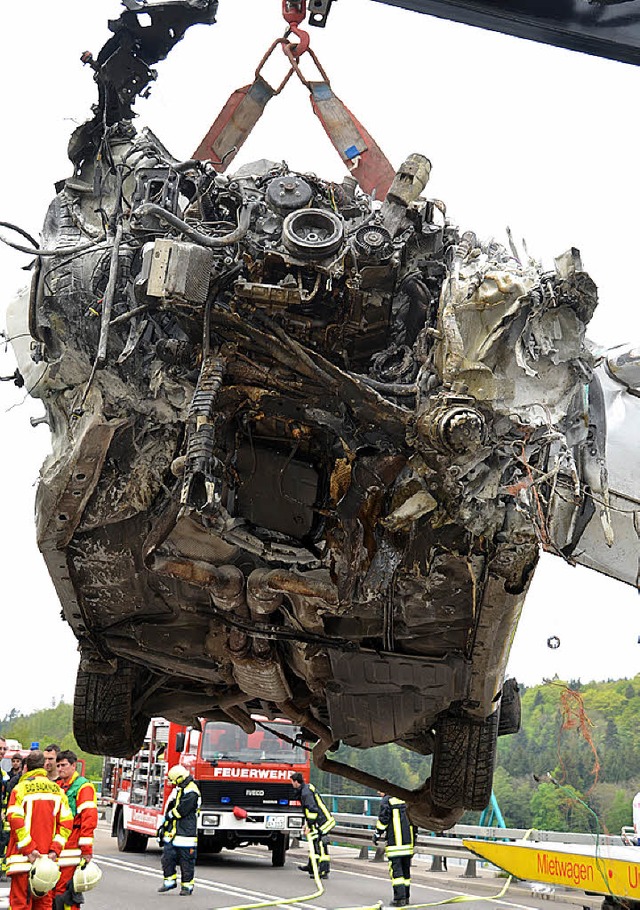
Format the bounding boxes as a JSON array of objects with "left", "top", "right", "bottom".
[
  {"left": 54, "top": 749, "right": 99, "bottom": 910},
  {"left": 0, "top": 737, "right": 9, "bottom": 882},
  {"left": 43, "top": 745, "right": 61, "bottom": 783},
  {"left": 2, "top": 752, "right": 26, "bottom": 879},
  {"left": 157, "top": 765, "right": 201, "bottom": 897},
  {"left": 7, "top": 752, "right": 25, "bottom": 790},
  {"left": 5, "top": 750, "right": 73, "bottom": 910},
  {"left": 290, "top": 772, "right": 335, "bottom": 880},
  {"left": 373, "top": 793, "right": 415, "bottom": 907}
]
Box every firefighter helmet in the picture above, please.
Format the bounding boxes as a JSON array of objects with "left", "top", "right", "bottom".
[
  {"left": 168, "top": 764, "right": 189, "bottom": 785},
  {"left": 29, "top": 856, "right": 61, "bottom": 897},
  {"left": 72, "top": 859, "right": 103, "bottom": 893}
]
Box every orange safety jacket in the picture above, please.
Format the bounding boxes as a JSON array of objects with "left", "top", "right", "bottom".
[
  {"left": 58, "top": 771, "right": 99, "bottom": 865},
  {"left": 6, "top": 768, "right": 73, "bottom": 875}
]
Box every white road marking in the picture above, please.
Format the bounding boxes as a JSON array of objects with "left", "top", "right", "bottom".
[
  {"left": 94, "top": 853, "right": 326, "bottom": 908},
  {"left": 332, "top": 868, "right": 544, "bottom": 910},
  {"left": 95, "top": 849, "right": 544, "bottom": 910}
]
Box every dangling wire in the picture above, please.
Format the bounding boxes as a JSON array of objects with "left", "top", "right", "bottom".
[{"left": 549, "top": 681, "right": 601, "bottom": 794}]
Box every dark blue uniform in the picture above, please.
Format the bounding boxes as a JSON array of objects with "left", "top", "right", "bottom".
[
  {"left": 375, "top": 796, "right": 415, "bottom": 905},
  {"left": 299, "top": 783, "right": 336, "bottom": 879}
]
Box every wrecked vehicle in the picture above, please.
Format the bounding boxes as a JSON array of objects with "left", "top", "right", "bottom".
[{"left": 6, "top": 0, "right": 639, "bottom": 829}]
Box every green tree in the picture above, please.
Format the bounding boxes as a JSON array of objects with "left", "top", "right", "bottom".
[
  {"left": 2, "top": 702, "right": 102, "bottom": 780},
  {"left": 604, "top": 789, "right": 632, "bottom": 834},
  {"left": 530, "top": 783, "right": 566, "bottom": 830}
]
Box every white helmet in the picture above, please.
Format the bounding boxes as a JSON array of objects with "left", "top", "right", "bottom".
[
  {"left": 29, "top": 856, "right": 61, "bottom": 897},
  {"left": 168, "top": 764, "right": 189, "bottom": 785},
  {"left": 72, "top": 859, "right": 103, "bottom": 893}
]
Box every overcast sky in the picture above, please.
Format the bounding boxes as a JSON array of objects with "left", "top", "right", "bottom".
[{"left": 0, "top": 0, "right": 639, "bottom": 721}]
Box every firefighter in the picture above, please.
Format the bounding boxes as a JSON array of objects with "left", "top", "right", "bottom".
[
  {"left": 5, "top": 750, "right": 73, "bottom": 910},
  {"left": 8, "top": 752, "right": 25, "bottom": 790},
  {"left": 373, "top": 793, "right": 415, "bottom": 907},
  {"left": 290, "top": 772, "right": 335, "bottom": 880},
  {"left": 157, "top": 765, "right": 201, "bottom": 896},
  {"left": 0, "top": 737, "right": 9, "bottom": 881},
  {"left": 43, "top": 745, "right": 61, "bottom": 784},
  {"left": 53, "top": 749, "right": 99, "bottom": 910}
]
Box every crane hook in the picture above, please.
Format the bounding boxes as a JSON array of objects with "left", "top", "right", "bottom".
[{"left": 282, "top": 0, "right": 310, "bottom": 57}]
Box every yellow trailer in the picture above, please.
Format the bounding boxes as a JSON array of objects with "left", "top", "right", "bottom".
[{"left": 463, "top": 838, "right": 640, "bottom": 907}]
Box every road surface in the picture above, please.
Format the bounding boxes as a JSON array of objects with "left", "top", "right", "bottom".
[{"left": 0, "top": 823, "right": 601, "bottom": 910}]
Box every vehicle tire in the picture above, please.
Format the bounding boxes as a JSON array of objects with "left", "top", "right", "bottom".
[
  {"left": 498, "top": 678, "right": 521, "bottom": 736},
  {"left": 116, "top": 810, "right": 148, "bottom": 853},
  {"left": 431, "top": 710, "right": 499, "bottom": 811},
  {"left": 271, "top": 833, "right": 288, "bottom": 867},
  {"left": 73, "top": 662, "right": 149, "bottom": 757}
]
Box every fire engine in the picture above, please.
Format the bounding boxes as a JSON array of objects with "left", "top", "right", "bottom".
[{"left": 102, "top": 717, "right": 309, "bottom": 866}]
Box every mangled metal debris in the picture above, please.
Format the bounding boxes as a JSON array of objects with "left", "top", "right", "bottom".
[{"left": 6, "top": 0, "right": 640, "bottom": 830}]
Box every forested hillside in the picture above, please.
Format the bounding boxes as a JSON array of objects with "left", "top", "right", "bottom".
[
  {"left": 493, "top": 675, "right": 640, "bottom": 833},
  {"left": 313, "top": 675, "right": 640, "bottom": 832},
  {"left": 2, "top": 674, "right": 639, "bottom": 832},
  {"left": 0, "top": 701, "right": 102, "bottom": 779}
]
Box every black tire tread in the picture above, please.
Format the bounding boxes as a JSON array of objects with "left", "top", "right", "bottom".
[
  {"left": 73, "top": 663, "right": 148, "bottom": 757},
  {"left": 116, "top": 810, "right": 148, "bottom": 853},
  {"left": 498, "top": 678, "right": 521, "bottom": 737},
  {"left": 431, "top": 711, "right": 499, "bottom": 811},
  {"left": 271, "top": 833, "right": 287, "bottom": 867}
]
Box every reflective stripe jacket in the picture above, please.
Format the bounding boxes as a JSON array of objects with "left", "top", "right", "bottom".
[
  {"left": 299, "top": 783, "right": 336, "bottom": 835},
  {"left": 1, "top": 769, "right": 9, "bottom": 836},
  {"left": 375, "top": 796, "right": 414, "bottom": 857},
  {"left": 162, "top": 776, "right": 201, "bottom": 848},
  {"left": 6, "top": 768, "right": 73, "bottom": 874},
  {"left": 59, "top": 772, "right": 98, "bottom": 862}
]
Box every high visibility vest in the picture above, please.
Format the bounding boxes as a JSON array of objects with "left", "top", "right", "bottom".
[
  {"left": 162, "top": 778, "right": 201, "bottom": 848},
  {"left": 376, "top": 796, "right": 414, "bottom": 857},
  {"left": 5, "top": 769, "right": 72, "bottom": 874},
  {"left": 300, "top": 784, "right": 336, "bottom": 835},
  {"left": 59, "top": 771, "right": 99, "bottom": 863}
]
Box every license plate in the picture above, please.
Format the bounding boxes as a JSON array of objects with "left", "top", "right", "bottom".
[{"left": 266, "top": 815, "right": 286, "bottom": 830}]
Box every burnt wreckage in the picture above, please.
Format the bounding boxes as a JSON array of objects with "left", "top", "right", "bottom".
[{"left": 7, "top": 0, "right": 636, "bottom": 829}]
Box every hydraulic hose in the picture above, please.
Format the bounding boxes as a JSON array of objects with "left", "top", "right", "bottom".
[
  {"left": 216, "top": 830, "right": 325, "bottom": 910},
  {"left": 134, "top": 202, "right": 256, "bottom": 247},
  {"left": 0, "top": 221, "right": 108, "bottom": 257}
]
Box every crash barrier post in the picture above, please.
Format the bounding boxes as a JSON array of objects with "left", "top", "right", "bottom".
[{"left": 326, "top": 816, "right": 633, "bottom": 873}]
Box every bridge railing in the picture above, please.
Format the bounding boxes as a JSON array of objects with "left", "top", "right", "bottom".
[
  {"left": 331, "top": 814, "right": 629, "bottom": 848},
  {"left": 324, "top": 813, "right": 630, "bottom": 877}
]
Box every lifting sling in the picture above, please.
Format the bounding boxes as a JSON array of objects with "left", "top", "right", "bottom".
[{"left": 192, "top": 1, "right": 396, "bottom": 200}]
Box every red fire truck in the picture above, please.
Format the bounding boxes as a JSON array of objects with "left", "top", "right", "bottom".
[{"left": 102, "top": 717, "right": 310, "bottom": 866}]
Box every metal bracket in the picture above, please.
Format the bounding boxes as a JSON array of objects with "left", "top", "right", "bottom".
[{"left": 308, "top": 0, "right": 336, "bottom": 27}]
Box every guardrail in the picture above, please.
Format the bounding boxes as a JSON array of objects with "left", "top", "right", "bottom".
[
  {"left": 326, "top": 794, "right": 383, "bottom": 815},
  {"left": 325, "top": 815, "right": 631, "bottom": 879}
]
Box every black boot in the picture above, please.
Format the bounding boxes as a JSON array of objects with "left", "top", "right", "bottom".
[{"left": 158, "top": 882, "right": 177, "bottom": 893}]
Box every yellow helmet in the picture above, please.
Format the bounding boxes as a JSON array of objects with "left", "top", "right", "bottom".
[
  {"left": 72, "top": 859, "right": 103, "bottom": 893},
  {"left": 29, "top": 856, "right": 61, "bottom": 897},
  {"left": 168, "top": 764, "right": 189, "bottom": 785}
]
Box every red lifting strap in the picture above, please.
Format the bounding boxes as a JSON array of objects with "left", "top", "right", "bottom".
[
  {"left": 192, "top": 26, "right": 396, "bottom": 199},
  {"left": 192, "top": 76, "right": 275, "bottom": 171},
  {"left": 308, "top": 81, "right": 395, "bottom": 200}
]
